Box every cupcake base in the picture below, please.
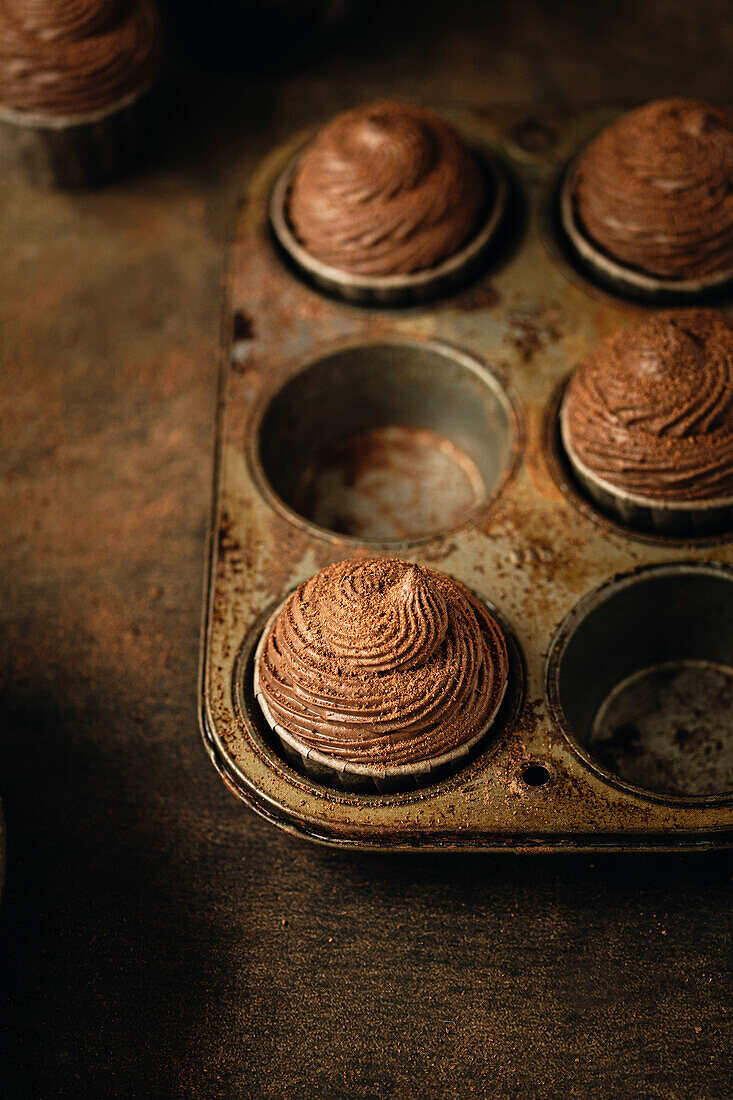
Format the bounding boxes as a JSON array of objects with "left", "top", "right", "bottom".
[
  {"left": 0, "top": 85, "right": 155, "bottom": 188},
  {"left": 270, "top": 143, "right": 508, "bottom": 306},
  {"left": 253, "top": 597, "right": 509, "bottom": 793},
  {"left": 559, "top": 159, "right": 733, "bottom": 302},
  {"left": 560, "top": 402, "right": 733, "bottom": 537}
]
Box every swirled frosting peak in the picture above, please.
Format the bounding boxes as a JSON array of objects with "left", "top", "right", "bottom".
[
  {"left": 563, "top": 310, "right": 733, "bottom": 501},
  {"left": 0, "top": 0, "right": 161, "bottom": 116},
  {"left": 573, "top": 98, "right": 733, "bottom": 280},
  {"left": 287, "top": 100, "right": 486, "bottom": 277},
  {"left": 256, "top": 558, "right": 508, "bottom": 767}
]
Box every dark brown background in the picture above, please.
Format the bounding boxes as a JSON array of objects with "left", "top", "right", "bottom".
[{"left": 1, "top": 2, "right": 731, "bottom": 1096}]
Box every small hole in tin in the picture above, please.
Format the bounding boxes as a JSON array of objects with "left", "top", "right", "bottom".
[
  {"left": 521, "top": 764, "right": 551, "bottom": 787},
  {"left": 510, "top": 118, "right": 556, "bottom": 155},
  {"left": 549, "top": 564, "right": 733, "bottom": 799},
  {"left": 256, "top": 341, "right": 517, "bottom": 545}
]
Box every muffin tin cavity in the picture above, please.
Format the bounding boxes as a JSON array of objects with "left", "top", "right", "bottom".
[
  {"left": 548, "top": 564, "right": 733, "bottom": 800},
  {"left": 254, "top": 340, "right": 517, "bottom": 545}
]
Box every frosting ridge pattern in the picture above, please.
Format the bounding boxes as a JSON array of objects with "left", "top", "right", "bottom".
[
  {"left": 287, "top": 100, "right": 486, "bottom": 277},
  {"left": 563, "top": 309, "right": 733, "bottom": 501},
  {"left": 0, "top": 0, "right": 161, "bottom": 115},
  {"left": 257, "top": 558, "right": 507, "bottom": 767},
  {"left": 573, "top": 98, "right": 733, "bottom": 280}
]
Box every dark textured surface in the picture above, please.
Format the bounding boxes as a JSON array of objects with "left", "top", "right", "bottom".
[{"left": 0, "top": 2, "right": 731, "bottom": 1096}]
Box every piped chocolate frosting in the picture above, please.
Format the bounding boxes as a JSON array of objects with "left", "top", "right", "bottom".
[
  {"left": 563, "top": 309, "right": 733, "bottom": 502},
  {"left": 257, "top": 558, "right": 507, "bottom": 767},
  {"left": 0, "top": 0, "right": 161, "bottom": 116},
  {"left": 287, "top": 100, "right": 486, "bottom": 277},
  {"left": 573, "top": 98, "right": 733, "bottom": 280}
]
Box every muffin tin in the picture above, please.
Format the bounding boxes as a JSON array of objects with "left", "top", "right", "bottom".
[{"left": 199, "top": 105, "right": 733, "bottom": 851}]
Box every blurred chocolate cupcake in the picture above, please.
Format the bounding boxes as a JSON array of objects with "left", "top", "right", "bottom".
[
  {"left": 254, "top": 558, "right": 509, "bottom": 791},
  {"left": 561, "top": 99, "right": 733, "bottom": 296},
  {"left": 0, "top": 0, "right": 162, "bottom": 186},
  {"left": 271, "top": 100, "right": 506, "bottom": 304},
  {"left": 560, "top": 309, "right": 733, "bottom": 535}
]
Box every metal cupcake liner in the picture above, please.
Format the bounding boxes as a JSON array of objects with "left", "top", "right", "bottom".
[
  {"left": 559, "top": 157, "right": 733, "bottom": 302},
  {"left": 559, "top": 398, "right": 733, "bottom": 536},
  {"left": 269, "top": 139, "right": 508, "bottom": 307},
  {"left": 252, "top": 595, "right": 509, "bottom": 794},
  {"left": 0, "top": 83, "right": 155, "bottom": 188}
]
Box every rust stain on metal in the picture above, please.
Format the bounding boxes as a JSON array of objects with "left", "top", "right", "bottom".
[{"left": 503, "top": 303, "right": 563, "bottom": 363}]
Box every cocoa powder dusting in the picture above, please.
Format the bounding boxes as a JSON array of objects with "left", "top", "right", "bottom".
[
  {"left": 574, "top": 98, "right": 733, "bottom": 279},
  {"left": 563, "top": 309, "right": 733, "bottom": 501},
  {"left": 256, "top": 558, "right": 508, "bottom": 767}
]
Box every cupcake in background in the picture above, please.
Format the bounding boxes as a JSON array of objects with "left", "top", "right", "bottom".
[
  {"left": 255, "top": 558, "right": 509, "bottom": 792},
  {"left": 0, "top": 0, "right": 163, "bottom": 187},
  {"left": 272, "top": 99, "right": 506, "bottom": 304},
  {"left": 564, "top": 99, "right": 733, "bottom": 293},
  {"left": 560, "top": 309, "right": 733, "bottom": 535},
  {"left": 288, "top": 100, "right": 486, "bottom": 277}
]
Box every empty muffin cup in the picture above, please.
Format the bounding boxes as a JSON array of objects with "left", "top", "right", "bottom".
[
  {"left": 270, "top": 100, "right": 507, "bottom": 305},
  {"left": 253, "top": 559, "right": 510, "bottom": 793},
  {"left": 254, "top": 339, "right": 517, "bottom": 545},
  {"left": 548, "top": 563, "right": 733, "bottom": 799},
  {"left": 560, "top": 99, "right": 733, "bottom": 300}
]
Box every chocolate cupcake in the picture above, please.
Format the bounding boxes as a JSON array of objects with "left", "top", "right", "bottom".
[
  {"left": 254, "top": 558, "right": 509, "bottom": 791},
  {"left": 561, "top": 99, "right": 733, "bottom": 297},
  {"left": 560, "top": 309, "right": 733, "bottom": 535},
  {"left": 0, "top": 0, "right": 162, "bottom": 187},
  {"left": 270, "top": 100, "right": 506, "bottom": 304}
]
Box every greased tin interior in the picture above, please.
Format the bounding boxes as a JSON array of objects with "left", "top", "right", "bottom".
[{"left": 200, "top": 105, "right": 733, "bottom": 852}]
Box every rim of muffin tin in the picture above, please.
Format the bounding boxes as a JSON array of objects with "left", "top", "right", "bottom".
[
  {"left": 558, "top": 397, "right": 733, "bottom": 537},
  {"left": 559, "top": 155, "right": 733, "bottom": 301},
  {"left": 269, "top": 141, "right": 508, "bottom": 306},
  {"left": 546, "top": 561, "right": 733, "bottom": 806},
  {"left": 251, "top": 591, "right": 511, "bottom": 794}
]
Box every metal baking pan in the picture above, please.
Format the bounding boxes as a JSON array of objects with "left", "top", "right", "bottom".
[{"left": 199, "top": 104, "right": 733, "bottom": 851}]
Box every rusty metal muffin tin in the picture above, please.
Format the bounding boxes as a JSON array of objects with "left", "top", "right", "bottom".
[{"left": 200, "top": 105, "right": 733, "bottom": 852}]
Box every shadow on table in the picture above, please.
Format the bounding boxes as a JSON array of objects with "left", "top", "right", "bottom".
[{"left": 0, "top": 690, "right": 229, "bottom": 1099}]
